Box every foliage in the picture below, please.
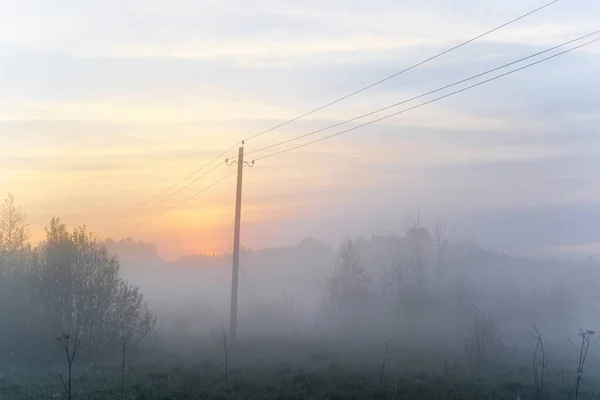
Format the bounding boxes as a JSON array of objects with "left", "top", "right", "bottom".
[
  {"left": 0, "top": 192, "right": 29, "bottom": 253},
  {"left": 0, "top": 193, "right": 156, "bottom": 362}
]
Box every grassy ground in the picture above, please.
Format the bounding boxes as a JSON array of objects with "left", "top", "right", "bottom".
[{"left": 1, "top": 335, "right": 599, "bottom": 399}]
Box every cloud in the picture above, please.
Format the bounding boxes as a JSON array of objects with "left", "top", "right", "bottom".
[
  {"left": 0, "top": 98, "right": 297, "bottom": 124},
  {"left": 456, "top": 201, "right": 600, "bottom": 256},
  {"left": 544, "top": 242, "right": 600, "bottom": 257},
  {"left": 2, "top": 0, "right": 600, "bottom": 257},
  {"left": 3, "top": 0, "right": 598, "bottom": 63}
]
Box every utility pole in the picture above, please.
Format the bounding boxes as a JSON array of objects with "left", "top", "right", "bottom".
[{"left": 226, "top": 141, "right": 253, "bottom": 340}]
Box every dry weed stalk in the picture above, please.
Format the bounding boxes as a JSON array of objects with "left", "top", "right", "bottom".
[
  {"left": 563, "top": 330, "right": 597, "bottom": 400},
  {"left": 379, "top": 339, "right": 391, "bottom": 384},
  {"left": 527, "top": 325, "right": 548, "bottom": 395}
]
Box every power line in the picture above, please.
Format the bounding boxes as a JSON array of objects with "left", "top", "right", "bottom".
[
  {"left": 253, "top": 36, "right": 600, "bottom": 162},
  {"left": 118, "top": 161, "right": 228, "bottom": 226},
  {"left": 241, "top": 0, "right": 559, "bottom": 143},
  {"left": 116, "top": 0, "right": 557, "bottom": 220},
  {"left": 124, "top": 34, "right": 598, "bottom": 231},
  {"left": 129, "top": 170, "right": 237, "bottom": 228},
  {"left": 119, "top": 32, "right": 598, "bottom": 229},
  {"left": 117, "top": 143, "right": 240, "bottom": 223},
  {"left": 247, "top": 30, "right": 600, "bottom": 158}
]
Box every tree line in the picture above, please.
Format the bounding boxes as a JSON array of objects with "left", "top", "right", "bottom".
[
  {"left": 0, "top": 193, "right": 156, "bottom": 364},
  {"left": 319, "top": 214, "right": 599, "bottom": 346}
]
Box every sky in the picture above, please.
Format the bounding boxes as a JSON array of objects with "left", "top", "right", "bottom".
[{"left": 1, "top": 0, "right": 599, "bottom": 259}]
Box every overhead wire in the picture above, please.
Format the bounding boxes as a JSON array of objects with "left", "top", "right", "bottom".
[
  {"left": 123, "top": 32, "right": 599, "bottom": 227},
  {"left": 252, "top": 35, "right": 600, "bottom": 162},
  {"left": 114, "top": 0, "right": 558, "bottom": 222},
  {"left": 241, "top": 0, "right": 560, "bottom": 143},
  {"left": 117, "top": 161, "right": 228, "bottom": 226},
  {"left": 246, "top": 29, "right": 600, "bottom": 158},
  {"left": 116, "top": 143, "right": 240, "bottom": 224},
  {"left": 129, "top": 170, "right": 238, "bottom": 228}
]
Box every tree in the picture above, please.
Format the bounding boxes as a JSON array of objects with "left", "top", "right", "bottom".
[
  {"left": 26, "top": 218, "right": 156, "bottom": 359},
  {"left": 464, "top": 309, "right": 503, "bottom": 370},
  {"left": 381, "top": 252, "right": 414, "bottom": 306},
  {"left": 0, "top": 192, "right": 29, "bottom": 254},
  {"left": 404, "top": 213, "right": 433, "bottom": 293},
  {"left": 433, "top": 220, "right": 449, "bottom": 289},
  {"left": 326, "top": 237, "right": 371, "bottom": 315},
  {"left": 0, "top": 193, "right": 32, "bottom": 356}
]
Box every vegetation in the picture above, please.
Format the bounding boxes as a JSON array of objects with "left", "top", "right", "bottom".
[
  {"left": 1, "top": 337, "right": 600, "bottom": 399},
  {"left": 1, "top": 192, "right": 599, "bottom": 399},
  {"left": 0, "top": 194, "right": 156, "bottom": 366}
]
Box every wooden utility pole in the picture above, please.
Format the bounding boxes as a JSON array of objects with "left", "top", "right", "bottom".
[{"left": 229, "top": 143, "right": 245, "bottom": 340}]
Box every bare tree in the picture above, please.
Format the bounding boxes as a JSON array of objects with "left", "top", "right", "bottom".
[
  {"left": 433, "top": 220, "right": 448, "bottom": 289},
  {"left": 450, "top": 274, "right": 474, "bottom": 314},
  {"left": 381, "top": 253, "right": 414, "bottom": 305},
  {"left": 464, "top": 309, "right": 503, "bottom": 371},
  {"left": 379, "top": 339, "right": 391, "bottom": 384},
  {"left": 326, "top": 237, "right": 371, "bottom": 314},
  {"left": 563, "top": 330, "right": 597, "bottom": 400},
  {"left": 0, "top": 193, "right": 31, "bottom": 353},
  {"left": 0, "top": 192, "right": 29, "bottom": 254},
  {"left": 404, "top": 212, "right": 432, "bottom": 292},
  {"left": 118, "top": 316, "right": 156, "bottom": 400},
  {"left": 57, "top": 331, "right": 82, "bottom": 400},
  {"left": 404, "top": 212, "right": 423, "bottom": 235}
]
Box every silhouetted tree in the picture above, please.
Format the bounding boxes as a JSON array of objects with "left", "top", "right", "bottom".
[
  {"left": 433, "top": 219, "right": 448, "bottom": 289},
  {"left": 325, "top": 237, "right": 371, "bottom": 316},
  {"left": 404, "top": 213, "right": 434, "bottom": 293},
  {"left": 381, "top": 252, "right": 414, "bottom": 306},
  {"left": 0, "top": 192, "right": 29, "bottom": 254},
  {"left": 0, "top": 193, "right": 32, "bottom": 357},
  {"left": 24, "top": 218, "right": 156, "bottom": 360}
]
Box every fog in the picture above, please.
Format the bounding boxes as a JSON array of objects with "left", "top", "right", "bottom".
[
  {"left": 2, "top": 0, "right": 600, "bottom": 397},
  {"left": 105, "top": 219, "right": 600, "bottom": 361},
  {"left": 2, "top": 193, "right": 600, "bottom": 398}
]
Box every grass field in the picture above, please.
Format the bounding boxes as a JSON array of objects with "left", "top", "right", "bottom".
[{"left": 2, "top": 334, "right": 600, "bottom": 400}]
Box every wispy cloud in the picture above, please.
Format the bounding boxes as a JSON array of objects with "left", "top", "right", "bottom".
[{"left": 1, "top": 0, "right": 599, "bottom": 257}]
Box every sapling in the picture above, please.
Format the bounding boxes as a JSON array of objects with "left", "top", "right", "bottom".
[
  {"left": 121, "top": 333, "right": 126, "bottom": 400},
  {"left": 57, "top": 331, "right": 81, "bottom": 400},
  {"left": 379, "top": 339, "right": 391, "bottom": 384},
  {"left": 94, "top": 344, "right": 107, "bottom": 380},
  {"left": 222, "top": 324, "right": 229, "bottom": 392},
  {"left": 119, "top": 318, "right": 156, "bottom": 400}
]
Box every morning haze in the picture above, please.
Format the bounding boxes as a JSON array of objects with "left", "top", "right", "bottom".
[{"left": 1, "top": 0, "right": 600, "bottom": 398}]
